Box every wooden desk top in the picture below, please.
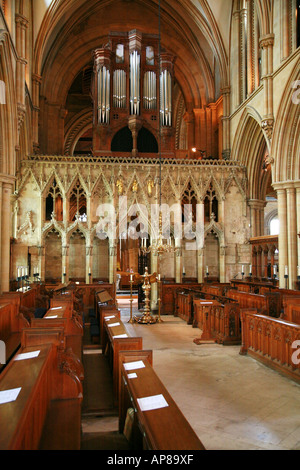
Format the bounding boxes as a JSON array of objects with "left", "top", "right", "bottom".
[
  {"left": 0, "top": 344, "right": 53, "bottom": 449},
  {"left": 121, "top": 359, "right": 205, "bottom": 450},
  {"left": 104, "top": 316, "right": 129, "bottom": 343}
]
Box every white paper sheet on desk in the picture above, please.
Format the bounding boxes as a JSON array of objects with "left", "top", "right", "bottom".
[
  {"left": 50, "top": 307, "right": 63, "bottom": 310},
  {"left": 113, "top": 334, "right": 128, "bottom": 338},
  {"left": 104, "top": 315, "right": 116, "bottom": 320},
  {"left": 137, "top": 394, "right": 169, "bottom": 412},
  {"left": 45, "top": 315, "right": 58, "bottom": 319},
  {"left": 124, "top": 360, "right": 145, "bottom": 371},
  {"left": 127, "top": 373, "right": 138, "bottom": 379},
  {"left": 15, "top": 350, "right": 40, "bottom": 361},
  {"left": 0, "top": 387, "right": 21, "bottom": 405},
  {"left": 200, "top": 302, "right": 213, "bottom": 304},
  {"left": 108, "top": 322, "right": 120, "bottom": 327}
]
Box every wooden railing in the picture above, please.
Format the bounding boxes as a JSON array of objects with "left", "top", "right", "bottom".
[{"left": 240, "top": 310, "right": 300, "bottom": 384}]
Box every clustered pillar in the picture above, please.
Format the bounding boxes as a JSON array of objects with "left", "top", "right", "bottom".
[{"left": 273, "top": 182, "right": 300, "bottom": 289}]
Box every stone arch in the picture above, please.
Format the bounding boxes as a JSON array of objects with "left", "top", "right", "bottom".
[
  {"left": 0, "top": 30, "right": 17, "bottom": 176},
  {"left": 271, "top": 61, "right": 300, "bottom": 182},
  {"left": 231, "top": 107, "right": 270, "bottom": 201}
]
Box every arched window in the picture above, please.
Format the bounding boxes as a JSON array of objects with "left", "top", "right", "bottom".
[
  {"left": 69, "top": 180, "right": 87, "bottom": 222},
  {"left": 137, "top": 127, "right": 158, "bottom": 153},
  {"left": 270, "top": 217, "right": 279, "bottom": 235},
  {"left": 111, "top": 126, "right": 133, "bottom": 152},
  {"left": 45, "top": 179, "right": 63, "bottom": 221}
]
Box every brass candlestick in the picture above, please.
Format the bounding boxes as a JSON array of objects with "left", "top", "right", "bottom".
[{"left": 156, "top": 274, "right": 163, "bottom": 323}]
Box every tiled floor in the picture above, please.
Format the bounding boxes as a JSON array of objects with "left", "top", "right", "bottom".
[{"left": 82, "top": 302, "right": 300, "bottom": 450}]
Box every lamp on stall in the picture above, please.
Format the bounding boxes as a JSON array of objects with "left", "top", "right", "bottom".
[{"left": 191, "top": 148, "right": 206, "bottom": 159}]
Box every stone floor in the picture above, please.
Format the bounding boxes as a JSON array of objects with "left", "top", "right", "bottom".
[{"left": 82, "top": 300, "right": 300, "bottom": 451}]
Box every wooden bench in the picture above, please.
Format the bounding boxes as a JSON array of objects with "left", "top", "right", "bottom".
[
  {"left": 119, "top": 357, "right": 206, "bottom": 450},
  {"left": 30, "top": 304, "right": 84, "bottom": 366},
  {"left": 226, "top": 289, "right": 281, "bottom": 318},
  {"left": 161, "top": 283, "right": 202, "bottom": 315},
  {"left": 175, "top": 290, "right": 194, "bottom": 324},
  {"left": 102, "top": 315, "right": 142, "bottom": 404},
  {"left": 0, "top": 328, "right": 83, "bottom": 449},
  {"left": 0, "top": 302, "right": 29, "bottom": 371},
  {"left": 240, "top": 310, "right": 300, "bottom": 384}
]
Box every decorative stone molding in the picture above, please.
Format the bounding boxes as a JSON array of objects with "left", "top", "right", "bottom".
[{"left": 261, "top": 117, "right": 274, "bottom": 140}]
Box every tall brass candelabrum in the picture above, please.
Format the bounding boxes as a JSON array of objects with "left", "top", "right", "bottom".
[{"left": 134, "top": 267, "right": 158, "bottom": 324}]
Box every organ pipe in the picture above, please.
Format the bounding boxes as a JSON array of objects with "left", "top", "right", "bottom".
[
  {"left": 130, "top": 51, "right": 140, "bottom": 115},
  {"left": 113, "top": 70, "right": 126, "bottom": 108},
  {"left": 143, "top": 71, "right": 157, "bottom": 109},
  {"left": 160, "top": 69, "right": 172, "bottom": 126},
  {"left": 98, "top": 65, "right": 110, "bottom": 124}
]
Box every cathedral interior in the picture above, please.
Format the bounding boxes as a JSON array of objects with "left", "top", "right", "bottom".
[{"left": 0, "top": 0, "right": 299, "bottom": 453}]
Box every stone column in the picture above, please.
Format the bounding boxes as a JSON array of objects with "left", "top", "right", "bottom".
[
  {"left": 38, "top": 245, "right": 45, "bottom": 282},
  {"left": 1, "top": 181, "right": 13, "bottom": 292},
  {"left": 246, "top": 0, "right": 255, "bottom": 96},
  {"left": 219, "top": 245, "right": 226, "bottom": 283},
  {"left": 248, "top": 200, "right": 266, "bottom": 237},
  {"left": 175, "top": 239, "right": 182, "bottom": 283},
  {"left": 296, "top": 185, "right": 300, "bottom": 273},
  {"left": 260, "top": 34, "right": 275, "bottom": 141},
  {"left": 221, "top": 86, "right": 231, "bottom": 160},
  {"left": 108, "top": 239, "right": 117, "bottom": 285},
  {"left": 196, "top": 202, "right": 205, "bottom": 283},
  {"left": 86, "top": 245, "right": 93, "bottom": 284},
  {"left": 15, "top": 14, "right": 28, "bottom": 132},
  {"left": 286, "top": 184, "right": 297, "bottom": 289},
  {"left": 276, "top": 187, "right": 288, "bottom": 288},
  {"left": 32, "top": 74, "right": 42, "bottom": 152},
  {"left": 62, "top": 245, "right": 69, "bottom": 283}
]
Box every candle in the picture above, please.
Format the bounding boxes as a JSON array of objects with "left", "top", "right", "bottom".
[
  {"left": 63, "top": 266, "right": 66, "bottom": 274},
  {"left": 17, "top": 267, "right": 21, "bottom": 278},
  {"left": 285, "top": 266, "right": 288, "bottom": 276},
  {"left": 206, "top": 266, "right": 209, "bottom": 274},
  {"left": 183, "top": 266, "right": 185, "bottom": 275},
  {"left": 242, "top": 265, "right": 244, "bottom": 273},
  {"left": 273, "top": 265, "right": 277, "bottom": 275},
  {"left": 89, "top": 266, "right": 91, "bottom": 274},
  {"left": 158, "top": 274, "right": 161, "bottom": 281},
  {"left": 298, "top": 266, "right": 300, "bottom": 277},
  {"left": 130, "top": 274, "right": 133, "bottom": 281},
  {"left": 249, "top": 265, "right": 252, "bottom": 274}
]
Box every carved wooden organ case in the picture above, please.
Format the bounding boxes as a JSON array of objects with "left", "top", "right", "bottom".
[{"left": 91, "top": 30, "right": 176, "bottom": 157}]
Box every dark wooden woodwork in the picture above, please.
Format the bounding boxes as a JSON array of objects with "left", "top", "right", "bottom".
[
  {"left": 102, "top": 315, "right": 143, "bottom": 404},
  {"left": 193, "top": 299, "right": 241, "bottom": 345},
  {"left": 0, "top": 302, "right": 29, "bottom": 370},
  {"left": 30, "top": 303, "right": 84, "bottom": 365},
  {"left": 226, "top": 289, "right": 281, "bottom": 317},
  {"left": 161, "top": 283, "right": 201, "bottom": 315},
  {"left": 119, "top": 358, "right": 206, "bottom": 450},
  {"left": 0, "top": 329, "right": 82, "bottom": 449}
]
